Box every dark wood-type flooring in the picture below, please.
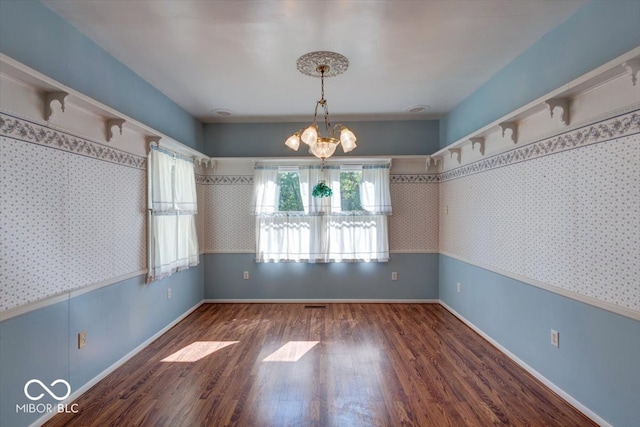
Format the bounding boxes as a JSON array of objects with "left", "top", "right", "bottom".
[{"left": 46, "top": 303, "right": 595, "bottom": 426}]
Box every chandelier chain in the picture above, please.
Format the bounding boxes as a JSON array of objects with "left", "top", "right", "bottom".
[{"left": 320, "top": 68, "right": 331, "bottom": 134}]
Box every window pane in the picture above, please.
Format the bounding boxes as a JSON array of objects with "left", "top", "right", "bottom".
[
  {"left": 340, "top": 171, "right": 362, "bottom": 211},
  {"left": 278, "top": 172, "right": 303, "bottom": 211}
]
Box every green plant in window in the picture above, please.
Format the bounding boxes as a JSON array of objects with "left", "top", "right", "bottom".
[{"left": 312, "top": 181, "right": 333, "bottom": 198}]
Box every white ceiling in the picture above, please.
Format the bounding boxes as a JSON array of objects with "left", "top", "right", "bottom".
[{"left": 43, "top": 0, "right": 587, "bottom": 123}]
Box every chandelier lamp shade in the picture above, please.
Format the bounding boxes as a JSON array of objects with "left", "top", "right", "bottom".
[{"left": 285, "top": 52, "right": 357, "bottom": 160}]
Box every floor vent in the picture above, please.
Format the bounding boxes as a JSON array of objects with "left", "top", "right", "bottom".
[{"left": 304, "top": 305, "right": 326, "bottom": 309}]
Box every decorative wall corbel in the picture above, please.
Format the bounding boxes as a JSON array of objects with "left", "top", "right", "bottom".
[
  {"left": 426, "top": 155, "right": 442, "bottom": 171},
  {"left": 623, "top": 59, "right": 640, "bottom": 86},
  {"left": 43, "top": 91, "right": 68, "bottom": 121},
  {"left": 545, "top": 98, "right": 570, "bottom": 126},
  {"left": 146, "top": 136, "right": 161, "bottom": 147},
  {"left": 106, "top": 119, "right": 125, "bottom": 142},
  {"left": 470, "top": 137, "right": 485, "bottom": 156},
  {"left": 498, "top": 121, "right": 518, "bottom": 144},
  {"left": 197, "top": 158, "right": 214, "bottom": 170},
  {"left": 448, "top": 148, "right": 462, "bottom": 164}
]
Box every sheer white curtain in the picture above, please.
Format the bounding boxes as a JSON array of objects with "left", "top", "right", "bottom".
[
  {"left": 360, "top": 164, "right": 392, "bottom": 214},
  {"left": 326, "top": 163, "right": 391, "bottom": 262},
  {"left": 252, "top": 166, "right": 280, "bottom": 214},
  {"left": 148, "top": 146, "right": 199, "bottom": 282},
  {"left": 254, "top": 166, "right": 325, "bottom": 262},
  {"left": 253, "top": 162, "right": 392, "bottom": 263},
  {"left": 327, "top": 215, "right": 388, "bottom": 262}
]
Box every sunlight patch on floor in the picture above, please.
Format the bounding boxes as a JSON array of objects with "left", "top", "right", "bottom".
[
  {"left": 263, "top": 341, "right": 319, "bottom": 362},
  {"left": 161, "top": 341, "right": 239, "bottom": 362}
]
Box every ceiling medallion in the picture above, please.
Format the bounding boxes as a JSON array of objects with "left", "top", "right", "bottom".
[
  {"left": 296, "top": 51, "right": 349, "bottom": 77},
  {"left": 285, "top": 51, "right": 356, "bottom": 162}
]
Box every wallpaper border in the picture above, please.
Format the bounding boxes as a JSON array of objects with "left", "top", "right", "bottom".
[
  {"left": 196, "top": 175, "right": 253, "bottom": 185},
  {"left": 0, "top": 112, "right": 146, "bottom": 170},
  {"left": 391, "top": 174, "right": 440, "bottom": 183},
  {"left": 196, "top": 174, "right": 441, "bottom": 184},
  {"left": 440, "top": 108, "right": 640, "bottom": 182}
]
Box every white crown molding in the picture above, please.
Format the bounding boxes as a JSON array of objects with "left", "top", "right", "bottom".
[
  {"left": 1, "top": 53, "right": 210, "bottom": 163},
  {"left": 439, "top": 107, "right": 639, "bottom": 182},
  {"left": 432, "top": 47, "right": 640, "bottom": 172}
]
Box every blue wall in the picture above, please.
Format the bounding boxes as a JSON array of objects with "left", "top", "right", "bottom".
[
  {"left": 0, "top": 0, "right": 203, "bottom": 150},
  {"left": 204, "top": 120, "right": 439, "bottom": 157},
  {"left": 1, "top": 1, "right": 638, "bottom": 426},
  {"left": 204, "top": 253, "right": 438, "bottom": 300},
  {"left": 439, "top": 0, "right": 640, "bottom": 147},
  {"left": 439, "top": 254, "right": 640, "bottom": 427},
  {"left": 0, "top": 265, "right": 203, "bottom": 427}
]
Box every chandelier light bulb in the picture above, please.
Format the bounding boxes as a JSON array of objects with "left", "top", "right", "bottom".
[
  {"left": 285, "top": 133, "right": 301, "bottom": 151},
  {"left": 339, "top": 128, "right": 357, "bottom": 153},
  {"left": 301, "top": 124, "right": 318, "bottom": 146}
]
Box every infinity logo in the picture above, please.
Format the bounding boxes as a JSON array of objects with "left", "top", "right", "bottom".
[{"left": 24, "top": 379, "right": 71, "bottom": 401}]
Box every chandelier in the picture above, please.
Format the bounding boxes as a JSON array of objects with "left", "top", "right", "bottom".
[{"left": 284, "top": 51, "right": 357, "bottom": 160}]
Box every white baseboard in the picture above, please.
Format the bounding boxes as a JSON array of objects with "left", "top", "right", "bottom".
[
  {"left": 203, "top": 298, "right": 439, "bottom": 304},
  {"left": 30, "top": 301, "right": 204, "bottom": 427},
  {"left": 438, "top": 301, "right": 611, "bottom": 427}
]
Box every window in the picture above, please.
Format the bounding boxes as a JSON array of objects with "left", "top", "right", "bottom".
[
  {"left": 147, "top": 146, "right": 199, "bottom": 282},
  {"left": 339, "top": 170, "right": 362, "bottom": 211},
  {"left": 278, "top": 171, "right": 304, "bottom": 212},
  {"left": 253, "top": 163, "right": 391, "bottom": 263}
]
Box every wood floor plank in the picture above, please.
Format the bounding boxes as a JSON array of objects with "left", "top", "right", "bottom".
[{"left": 45, "top": 304, "right": 596, "bottom": 427}]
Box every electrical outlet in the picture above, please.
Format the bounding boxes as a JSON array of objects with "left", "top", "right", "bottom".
[
  {"left": 445, "top": 205, "right": 449, "bottom": 214},
  {"left": 457, "top": 282, "right": 461, "bottom": 293},
  {"left": 391, "top": 272, "right": 398, "bottom": 281},
  {"left": 167, "top": 288, "right": 172, "bottom": 299},
  {"left": 78, "top": 331, "right": 87, "bottom": 349},
  {"left": 243, "top": 271, "right": 249, "bottom": 280},
  {"left": 551, "top": 329, "right": 559, "bottom": 348}
]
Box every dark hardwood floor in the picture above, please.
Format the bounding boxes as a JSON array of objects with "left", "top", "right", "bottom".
[{"left": 45, "top": 303, "right": 595, "bottom": 426}]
